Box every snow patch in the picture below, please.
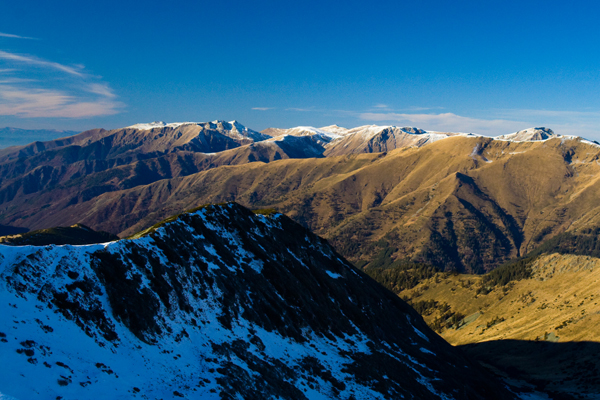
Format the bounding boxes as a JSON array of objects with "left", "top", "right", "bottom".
[{"left": 325, "top": 271, "right": 343, "bottom": 279}]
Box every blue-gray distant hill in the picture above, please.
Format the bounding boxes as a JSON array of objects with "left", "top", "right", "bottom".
[{"left": 0, "top": 127, "right": 79, "bottom": 149}]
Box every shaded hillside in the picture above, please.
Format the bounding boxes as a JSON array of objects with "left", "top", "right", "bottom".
[
  {"left": 461, "top": 340, "right": 600, "bottom": 399},
  {"left": 0, "top": 121, "right": 330, "bottom": 219},
  {"left": 0, "top": 224, "right": 117, "bottom": 246},
  {"left": 0, "top": 224, "right": 28, "bottom": 236},
  {"left": 0, "top": 203, "right": 513, "bottom": 399},
  {"left": 0, "top": 121, "right": 269, "bottom": 202}
]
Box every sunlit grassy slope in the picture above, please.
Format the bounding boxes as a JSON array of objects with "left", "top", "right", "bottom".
[{"left": 400, "top": 253, "right": 600, "bottom": 345}]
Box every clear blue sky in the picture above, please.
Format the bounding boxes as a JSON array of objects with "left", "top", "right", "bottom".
[{"left": 1, "top": 0, "right": 599, "bottom": 139}]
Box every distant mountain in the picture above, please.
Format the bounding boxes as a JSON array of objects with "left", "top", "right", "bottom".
[
  {"left": 0, "top": 120, "right": 269, "bottom": 164},
  {"left": 0, "top": 203, "right": 512, "bottom": 399},
  {"left": 0, "top": 127, "right": 79, "bottom": 150},
  {"left": 262, "top": 124, "right": 479, "bottom": 157},
  {"left": 496, "top": 127, "right": 558, "bottom": 142},
  {"left": 2, "top": 120, "right": 600, "bottom": 274}
]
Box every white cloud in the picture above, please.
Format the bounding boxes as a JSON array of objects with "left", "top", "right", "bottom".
[
  {"left": 360, "top": 112, "right": 525, "bottom": 136},
  {"left": 0, "top": 32, "right": 35, "bottom": 40},
  {"left": 373, "top": 104, "right": 388, "bottom": 109},
  {"left": 0, "top": 50, "right": 122, "bottom": 118},
  {"left": 0, "top": 85, "right": 121, "bottom": 118},
  {"left": 287, "top": 107, "right": 317, "bottom": 112},
  {"left": 489, "top": 109, "right": 600, "bottom": 139},
  {"left": 494, "top": 109, "right": 600, "bottom": 119},
  {"left": 86, "top": 83, "right": 117, "bottom": 99},
  {"left": 252, "top": 107, "right": 273, "bottom": 111},
  {"left": 359, "top": 110, "right": 600, "bottom": 139},
  {"left": 0, "top": 50, "right": 84, "bottom": 77}
]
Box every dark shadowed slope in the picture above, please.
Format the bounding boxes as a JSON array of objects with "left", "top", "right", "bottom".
[
  {"left": 461, "top": 340, "right": 600, "bottom": 399},
  {"left": 0, "top": 223, "right": 117, "bottom": 246}
]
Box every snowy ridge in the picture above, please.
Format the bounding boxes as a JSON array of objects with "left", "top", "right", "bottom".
[
  {"left": 279, "top": 124, "right": 595, "bottom": 149},
  {"left": 278, "top": 126, "right": 344, "bottom": 141},
  {"left": 126, "top": 121, "right": 591, "bottom": 148},
  {"left": 318, "top": 124, "right": 350, "bottom": 136},
  {"left": 122, "top": 121, "right": 598, "bottom": 161},
  {"left": 0, "top": 203, "right": 510, "bottom": 399},
  {"left": 126, "top": 121, "right": 195, "bottom": 130}
]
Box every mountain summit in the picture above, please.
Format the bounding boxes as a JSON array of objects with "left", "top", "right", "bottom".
[{"left": 496, "top": 127, "right": 557, "bottom": 141}]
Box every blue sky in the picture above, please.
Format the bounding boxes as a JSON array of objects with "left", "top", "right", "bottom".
[{"left": 1, "top": 0, "right": 599, "bottom": 139}]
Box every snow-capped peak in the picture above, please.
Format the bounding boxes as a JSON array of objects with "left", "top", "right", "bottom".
[
  {"left": 229, "top": 120, "right": 249, "bottom": 132},
  {"left": 285, "top": 126, "right": 344, "bottom": 140},
  {"left": 348, "top": 124, "right": 392, "bottom": 139},
  {"left": 126, "top": 121, "right": 196, "bottom": 130},
  {"left": 496, "top": 127, "right": 557, "bottom": 142},
  {"left": 318, "top": 125, "right": 350, "bottom": 136}
]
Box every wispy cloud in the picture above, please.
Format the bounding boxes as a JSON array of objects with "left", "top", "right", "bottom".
[
  {"left": 360, "top": 112, "right": 527, "bottom": 136},
  {"left": 373, "top": 104, "right": 388, "bottom": 109},
  {"left": 0, "top": 77, "right": 37, "bottom": 84},
  {"left": 0, "top": 50, "right": 122, "bottom": 118},
  {"left": 492, "top": 108, "right": 600, "bottom": 121},
  {"left": 287, "top": 107, "right": 317, "bottom": 112},
  {"left": 86, "top": 83, "right": 117, "bottom": 99},
  {"left": 360, "top": 110, "right": 600, "bottom": 139},
  {"left": 491, "top": 109, "right": 600, "bottom": 139},
  {"left": 0, "top": 32, "right": 35, "bottom": 40},
  {"left": 252, "top": 107, "right": 273, "bottom": 111},
  {"left": 0, "top": 50, "right": 84, "bottom": 77},
  {"left": 0, "top": 85, "right": 121, "bottom": 118}
]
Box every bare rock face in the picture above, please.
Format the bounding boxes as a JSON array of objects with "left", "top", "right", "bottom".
[{"left": 0, "top": 203, "right": 513, "bottom": 399}]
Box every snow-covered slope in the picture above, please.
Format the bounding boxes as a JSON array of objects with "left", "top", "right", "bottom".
[
  {"left": 496, "top": 127, "right": 557, "bottom": 142},
  {"left": 0, "top": 203, "right": 512, "bottom": 399},
  {"left": 323, "top": 125, "right": 476, "bottom": 156}
]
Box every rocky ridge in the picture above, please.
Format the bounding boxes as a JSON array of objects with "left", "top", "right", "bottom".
[{"left": 0, "top": 203, "right": 513, "bottom": 399}]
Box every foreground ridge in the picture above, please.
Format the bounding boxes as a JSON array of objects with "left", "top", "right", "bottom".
[{"left": 0, "top": 203, "right": 512, "bottom": 399}]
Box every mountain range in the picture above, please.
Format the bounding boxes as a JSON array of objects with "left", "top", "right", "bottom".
[{"left": 1, "top": 121, "right": 600, "bottom": 274}]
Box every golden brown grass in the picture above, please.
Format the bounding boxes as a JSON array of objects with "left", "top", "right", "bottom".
[{"left": 401, "top": 253, "right": 600, "bottom": 345}]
